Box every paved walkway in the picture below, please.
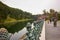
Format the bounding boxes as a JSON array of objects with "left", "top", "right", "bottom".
[{"left": 45, "top": 21, "right": 60, "bottom": 40}]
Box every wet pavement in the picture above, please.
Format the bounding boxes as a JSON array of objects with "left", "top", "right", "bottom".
[{"left": 45, "top": 21, "right": 60, "bottom": 40}]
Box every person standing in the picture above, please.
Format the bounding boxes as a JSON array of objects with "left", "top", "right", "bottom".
[
  {"left": 53, "top": 12, "right": 58, "bottom": 27},
  {"left": 53, "top": 17, "right": 57, "bottom": 27}
]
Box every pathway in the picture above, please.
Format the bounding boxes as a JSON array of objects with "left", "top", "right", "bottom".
[{"left": 45, "top": 21, "right": 60, "bottom": 40}]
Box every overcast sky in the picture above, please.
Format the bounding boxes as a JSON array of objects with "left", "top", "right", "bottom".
[{"left": 0, "top": 0, "right": 60, "bottom": 15}]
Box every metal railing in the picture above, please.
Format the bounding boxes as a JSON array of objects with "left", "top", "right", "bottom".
[
  {"left": 24, "top": 19, "right": 44, "bottom": 40},
  {"left": 0, "top": 28, "right": 11, "bottom": 40}
]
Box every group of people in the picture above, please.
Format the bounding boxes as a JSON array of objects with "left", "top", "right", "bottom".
[{"left": 48, "top": 17, "right": 57, "bottom": 27}]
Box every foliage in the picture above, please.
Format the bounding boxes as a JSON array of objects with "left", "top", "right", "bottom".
[
  {"left": 0, "top": 1, "right": 34, "bottom": 33},
  {"left": 43, "top": 9, "right": 60, "bottom": 20},
  {"left": 0, "top": 1, "right": 33, "bottom": 21}
]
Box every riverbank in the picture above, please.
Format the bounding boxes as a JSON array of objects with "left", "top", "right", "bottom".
[{"left": 0, "top": 19, "right": 34, "bottom": 33}]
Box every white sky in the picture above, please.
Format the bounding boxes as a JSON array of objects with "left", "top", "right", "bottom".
[{"left": 0, "top": 0, "right": 60, "bottom": 15}]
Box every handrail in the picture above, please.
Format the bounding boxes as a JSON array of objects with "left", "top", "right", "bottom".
[{"left": 24, "top": 19, "right": 44, "bottom": 40}]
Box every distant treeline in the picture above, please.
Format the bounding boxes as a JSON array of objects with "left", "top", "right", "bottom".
[
  {"left": 43, "top": 9, "right": 60, "bottom": 20},
  {"left": 0, "top": 1, "right": 33, "bottom": 22},
  {"left": 0, "top": 1, "right": 35, "bottom": 33}
]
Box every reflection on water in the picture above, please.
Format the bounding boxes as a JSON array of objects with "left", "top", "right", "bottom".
[{"left": 10, "top": 23, "right": 34, "bottom": 40}]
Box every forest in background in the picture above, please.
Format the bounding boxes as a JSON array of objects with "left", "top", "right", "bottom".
[
  {"left": 0, "top": 1, "right": 34, "bottom": 33},
  {"left": 0, "top": 1, "right": 60, "bottom": 33}
]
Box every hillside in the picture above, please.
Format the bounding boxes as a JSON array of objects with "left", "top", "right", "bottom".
[
  {"left": 0, "top": 1, "right": 33, "bottom": 33},
  {"left": 0, "top": 1, "right": 33, "bottom": 22}
]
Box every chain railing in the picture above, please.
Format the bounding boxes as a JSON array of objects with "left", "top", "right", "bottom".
[
  {"left": 24, "top": 19, "right": 44, "bottom": 40},
  {"left": 0, "top": 28, "right": 11, "bottom": 40},
  {"left": 0, "top": 20, "right": 44, "bottom": 40}
]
